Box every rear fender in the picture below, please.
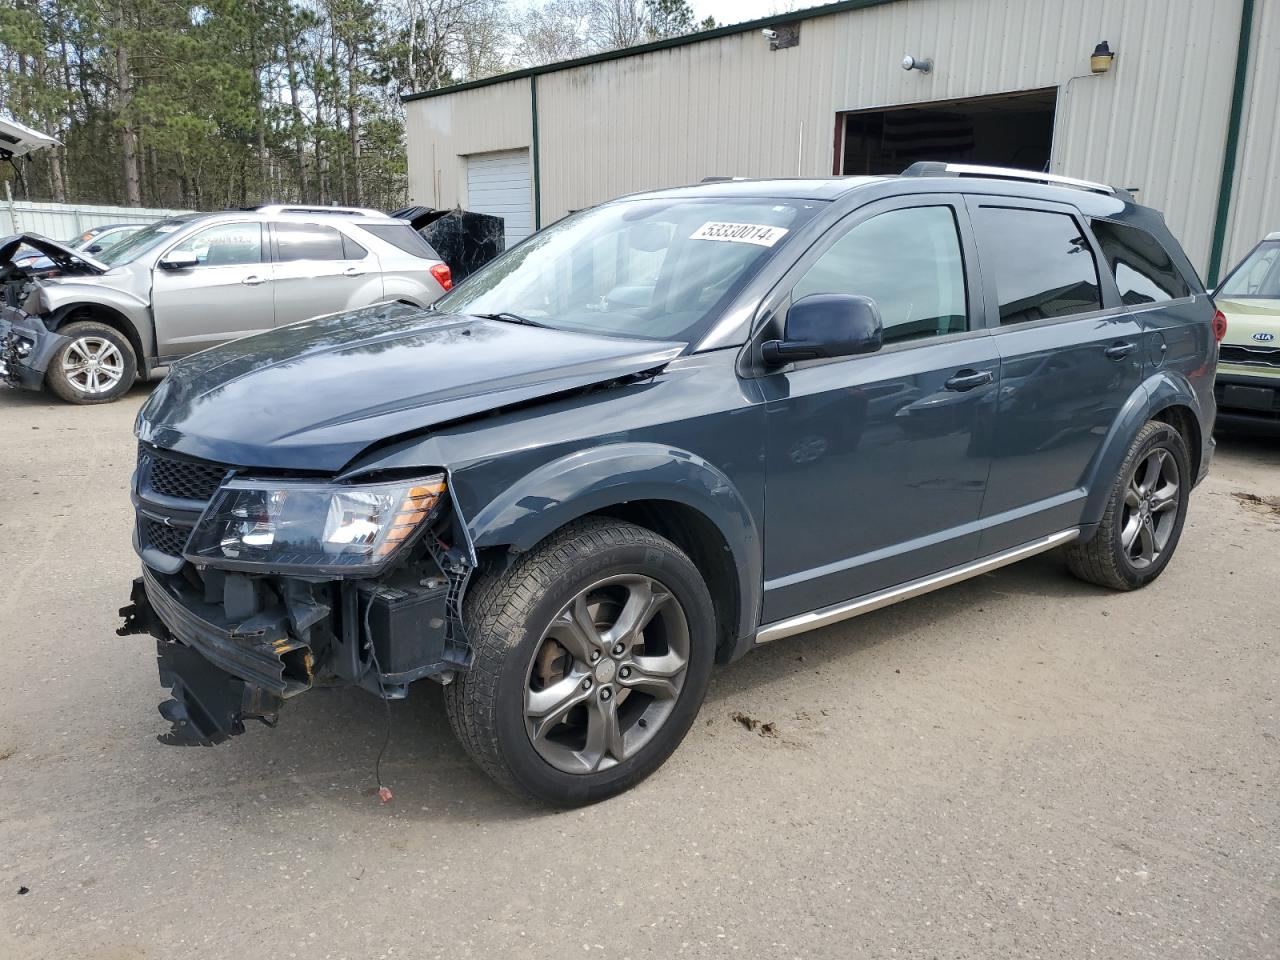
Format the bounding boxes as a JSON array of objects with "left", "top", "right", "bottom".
[
  {"left": 1080, "top": 371, "right": 1207, "bottom": 527},
  {"left": 460, "top": 442, "right": 762, "bottom": 646}
]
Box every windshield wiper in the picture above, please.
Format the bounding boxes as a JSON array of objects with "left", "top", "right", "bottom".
[{"left": 472, "top": 311, "right": 549, "bottom": 329}]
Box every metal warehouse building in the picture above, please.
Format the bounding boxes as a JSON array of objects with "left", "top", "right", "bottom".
[{"left": 404, "top": 0, "right": 1278, "bottom": 283}]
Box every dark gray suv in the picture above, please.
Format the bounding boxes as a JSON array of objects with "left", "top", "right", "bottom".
[{"left": 120, "top": 164, "right": 1217, "bottom": 805}]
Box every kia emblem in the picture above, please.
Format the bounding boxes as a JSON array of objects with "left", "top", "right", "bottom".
[{"left": 1253, "top": 331, "right": 1276, "bottom": 342}]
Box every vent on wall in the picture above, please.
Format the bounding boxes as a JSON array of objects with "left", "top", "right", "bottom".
[{"left": 769, "top": 23, "right": 800, "bottom": 51}]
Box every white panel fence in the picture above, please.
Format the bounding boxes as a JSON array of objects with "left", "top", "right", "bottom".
[{"left": 1, "top": 186, "right": 190, "bottom": 240}]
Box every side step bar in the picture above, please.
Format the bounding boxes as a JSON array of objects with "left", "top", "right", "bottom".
[{"left": 755, "top": 529, "right": 1080, "bottom": 645}]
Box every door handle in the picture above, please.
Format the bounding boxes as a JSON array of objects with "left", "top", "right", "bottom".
[
  {"left": 241, "top": 274, "right": 268, "bottom": 286},
  {"left": 1104, "top": 341, "right": 1137, "bottom": 360},
  {"left": 944, "top": 369, "right": 994, "bottom": 392},
  {"left": 343, "top": 267, "right": 363, "bottom": 277}
]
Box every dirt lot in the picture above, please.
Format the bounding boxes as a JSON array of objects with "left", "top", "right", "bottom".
[{"left": 0, "top": 382, "right": 1276, "bottom": 960}]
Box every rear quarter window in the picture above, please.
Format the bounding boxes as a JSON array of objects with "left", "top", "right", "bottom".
[
  {"left": 358, "top": 223, "right": 441, "bottom": 260},
  {"left": 1090, "top": 219, "right": 1191, "bottom": 304}
]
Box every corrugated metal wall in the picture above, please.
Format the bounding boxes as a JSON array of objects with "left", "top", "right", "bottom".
[
  {"left": 405, "top": 0, "right": 1264, "bottom": 273},
  {"left": 406, "top": 78, "right": 531, "bottom": 211},
  {"left": 1222, "top": 0, "right": 1280, "bottom": 272},
  {"left": 1, "top": 199, "right": 188, "bottom": 239}
]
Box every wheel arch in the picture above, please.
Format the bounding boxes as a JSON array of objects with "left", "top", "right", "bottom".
[
  {"left": 462, "top": 442, "right": 762, "bottom": 663},
  {"left": 47, "top": 302, "right": 148, "bottom": 366},
  {"left": 1080, "top": 372, "right": 1207, "bottom": 528}
]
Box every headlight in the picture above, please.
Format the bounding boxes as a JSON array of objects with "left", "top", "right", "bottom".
[{"left": 185, "top": 475, "right": 447, "bottom": 575}]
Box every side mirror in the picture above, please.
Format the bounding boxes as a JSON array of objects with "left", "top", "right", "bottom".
[
  {"left": 85, "top": 243, "right": 103, "bottom": 254},
  {"left": 158, "top": 250, "right": 199, "bottom": 271},
  {"left": 762, "top": 293, "right": 883, "bottom": 366}
]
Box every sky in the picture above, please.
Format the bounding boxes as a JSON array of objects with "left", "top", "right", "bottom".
[{"left": 689, "top": 0, "right": 826, "bottom": 25}]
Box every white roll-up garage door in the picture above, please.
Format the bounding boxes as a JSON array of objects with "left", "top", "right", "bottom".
[{"left": 466, "top": 149, "right": 533, "bottom": 248}]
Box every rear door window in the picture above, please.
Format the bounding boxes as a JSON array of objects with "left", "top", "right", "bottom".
[
  {"left": 1090, "top": 219, "right": 1190, "bottom": 304},
  {"left": 974, "top": 207, "right": 1102, "bottom": 324},
  {"left": 275, "top": 223, "right": 347, "bottom": 262}
]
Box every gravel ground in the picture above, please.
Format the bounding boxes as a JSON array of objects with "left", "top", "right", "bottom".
[{"left": 0, "top": 383, "right": 1276, "bottom": 960}]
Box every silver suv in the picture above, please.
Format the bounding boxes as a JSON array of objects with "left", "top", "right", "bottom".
[{"left": 0, "top": 205, "right": 452, "bottom": 403}]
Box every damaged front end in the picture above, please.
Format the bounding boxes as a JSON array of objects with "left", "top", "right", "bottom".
[
  {"left": 119, "top": 442, "right": 474, "bottom": 746},
  {"left": 1, "top": 232, "right": 103, "bottom": 389}
]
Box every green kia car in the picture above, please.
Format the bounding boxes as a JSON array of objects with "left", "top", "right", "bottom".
[{"left": 1215, "top": 232, "right": 1280, "bottom": 432}]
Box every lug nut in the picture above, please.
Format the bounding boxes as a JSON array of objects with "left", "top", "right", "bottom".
[
  {"left": 600, "top": 688, "right": 612, "bottom": 701},
  {"left": 611, "top": 642, "right": 626, "bottom": 656},
  {"left": 589, "top": 650, "right": 601, "bottom": 663},
  {"left": 581, "top": 677, "right": 593, "bottom": 690},
  {"left": 619, "top": 666, "right": 631, "bottom": 679}
]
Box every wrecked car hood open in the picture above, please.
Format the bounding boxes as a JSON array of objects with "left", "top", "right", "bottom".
[
  {"left": 0, "top": 232, "right": 108, "bottom": 275},
  {"left": 137, "top": 304, "right": 683, "bottom": 471}
]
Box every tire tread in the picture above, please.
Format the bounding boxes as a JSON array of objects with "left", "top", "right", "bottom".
[
  {"left": 444, "top": 517, "right": 700, "bottom": 803},
  {"left": 1065, "top": 420, "right": 1187, "bottom": 591}
]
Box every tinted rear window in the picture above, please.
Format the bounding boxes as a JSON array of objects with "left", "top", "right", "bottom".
[
  {"left": 276, "top": 223, "right": 345, "bottom": 262},
  {"left": 974, "top": 207, "right": 1102, "bottom": 325},
  {"left": 1090, "top": 219, "right": 1190, "bottom": 304},
  {"left": 359, "top": 223, "right": 440, "bottom": 260}
]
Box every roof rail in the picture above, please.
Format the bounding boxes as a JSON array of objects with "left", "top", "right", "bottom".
[
  {"left": 252, "top": 204, "right": 386, "bottom": 217},
  {"left": 901, "top": 162, "right": 1121, "bottom": 197}
]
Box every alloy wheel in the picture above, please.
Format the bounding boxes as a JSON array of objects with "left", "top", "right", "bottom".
[
  {"left": 61, "top": 336, "right": 125, "bottom": 394},
  {"left": 1120, "top": 447, "right": 1180, "bottom": 570},
  {"left": 523, "top": 574, "right": 690, "bottom": 774}
]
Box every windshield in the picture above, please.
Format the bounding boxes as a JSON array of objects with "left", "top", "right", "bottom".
[
  {"left": 434, "top": 197, "right": 823, "bottom": 342},
  {"left": 97, "top": 217, "right": 198, "bottom": 266},
  {"left": 1219, "top": 240, "right": 1280, "bottom": 299}
]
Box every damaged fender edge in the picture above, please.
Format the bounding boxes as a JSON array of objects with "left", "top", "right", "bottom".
[{"left": 1, "top": 306, "right": 68, "bottom": 390}]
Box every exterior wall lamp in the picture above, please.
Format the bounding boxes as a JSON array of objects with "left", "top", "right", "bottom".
[{"left": 1090, "top": 41, "right": 1115, "bottom": 74}]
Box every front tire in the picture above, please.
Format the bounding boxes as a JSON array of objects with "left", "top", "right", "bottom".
[
  {"left": 1066, "top": 420, "right": 1190, "bottom": 590},
  {"left": 45, "top": 320, "right": 137, "bottom": 404},
  {"left": 444, "top": 518, "right": 717, "bottom": 806}
]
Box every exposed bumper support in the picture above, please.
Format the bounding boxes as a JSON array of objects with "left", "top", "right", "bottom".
[
  {"left": 119, "top": 573, "right": 304, "bottom": 745},
  {"left": 119, "top": 557, "right": 469, "bottom": 744},
  {"left": 1, "top": 306, "right": 67, "bottom": 390}
]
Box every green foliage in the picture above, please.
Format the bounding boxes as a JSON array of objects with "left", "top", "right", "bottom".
[{"left": 0, "top": 0, "right": 713, "bottom": 210}]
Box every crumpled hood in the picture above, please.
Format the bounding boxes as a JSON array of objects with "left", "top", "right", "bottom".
[
  {"left": 138, "top": 303, "right": 683, "bottom": 471},
  {"left": 0, "top": 232, "right": 107, "bottom": 274}
]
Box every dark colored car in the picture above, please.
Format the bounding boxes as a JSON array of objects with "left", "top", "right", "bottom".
[{"left": 120, "top": 164, "right": 1218, "bottom": 806}]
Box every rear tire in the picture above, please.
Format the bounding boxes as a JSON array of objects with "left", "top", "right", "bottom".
[
  {"left": 1066, "top": 420, "right": 1190, "bottom": 590},
  {"left": 45, "top": 320, "right": 137, "bottom": 404},
  {"left": 444, "top": 517, "right": 717, "bottom": 806}
]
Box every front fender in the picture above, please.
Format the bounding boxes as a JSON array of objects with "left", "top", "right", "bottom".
[
  {"left": 461, "top": 442, "right": 762, "bottom": 647},
  {"left": 36, "top": 281, "right": 153, "bottom": 354},
  {"left": 1080, "top": 371, "right": 1209, "bottom": 527}
]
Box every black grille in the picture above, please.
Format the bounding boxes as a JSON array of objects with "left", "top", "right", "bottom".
[
  {"left": 143, "top": 517, "right": 191, "bottom": 558},
  {"left": 1220, "top": 344, "right": 1280, "bottom": 368},
  {"left": 143, "top": 445, "right": 228, "bottom": 501}
]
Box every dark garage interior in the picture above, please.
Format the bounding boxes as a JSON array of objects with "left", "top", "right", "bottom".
[{"left": 837, "top": 89, "right": 1058, "bottom": 176}]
